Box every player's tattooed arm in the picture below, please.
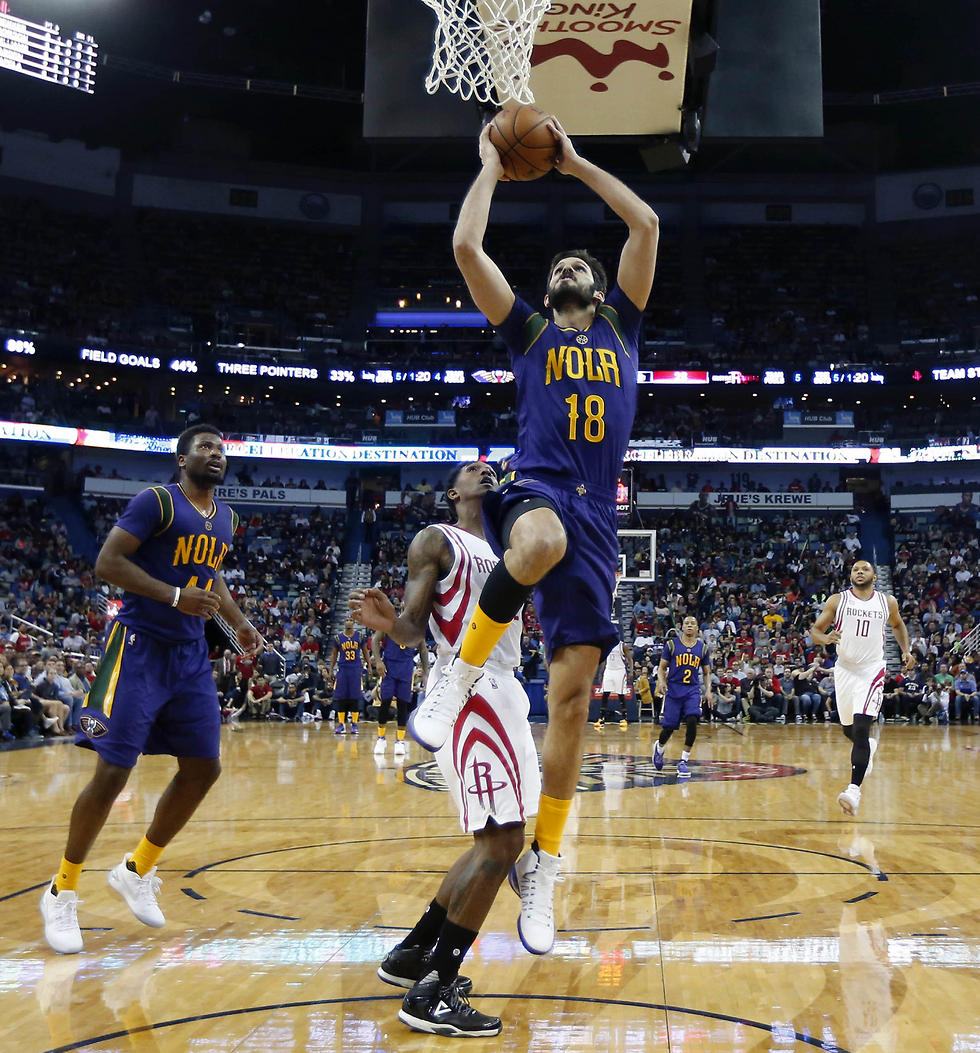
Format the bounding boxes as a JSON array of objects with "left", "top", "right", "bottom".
[{"left": 350, "top": 527, "right": 451, "bottom": 648}]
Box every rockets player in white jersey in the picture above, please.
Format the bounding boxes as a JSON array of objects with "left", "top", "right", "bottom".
[
  {"left": 594, "top": 637, "right": 634, "bottom": 729},
  {"left": 349, "top": 461, "right": 539, "bottom": 1039},
  {"left": 811, "top": 560, "right": 914, "bottom": 817}
]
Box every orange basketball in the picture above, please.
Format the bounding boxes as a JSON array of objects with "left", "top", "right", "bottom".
[{"left": 488, "top": 103, "right": 559, "bottom": 182}]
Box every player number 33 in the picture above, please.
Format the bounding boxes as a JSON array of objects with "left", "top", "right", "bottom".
[{"left": 565, "top": 393, "right": 605, "bottom": 443}]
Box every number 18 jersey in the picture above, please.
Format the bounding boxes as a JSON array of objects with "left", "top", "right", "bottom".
[{"left": 496, "top": 285, "right": 640, "bottom": 494}]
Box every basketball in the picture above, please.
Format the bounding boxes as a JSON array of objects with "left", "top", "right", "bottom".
[{"left": 488, "top": 103, "right": 559, "bottom": 182}]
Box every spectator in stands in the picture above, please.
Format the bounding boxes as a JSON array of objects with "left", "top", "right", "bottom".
[
  {"left": 817, "top": 667, "right": 836, "bottom": 722},
  {"left": 246, "top": 675, "right": 273, "bottom": 721},
  {"left": 790, "top": 659, "right": 822, "bottom": 723},
  {"left": 953, "top": 667, "right": 980, "bottom": 724},
  {"left": 278, "top": 682, "right": 308, "bottom": 722},
  {"left": 0, "top": 664, "right": 15, "bottom": 740},
  {"left": 33, "top": 664, "right": 71, "bottom": 735}
]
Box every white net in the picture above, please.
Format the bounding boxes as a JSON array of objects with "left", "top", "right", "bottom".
[{"left": 418, "top": 0, "right": 550, "bottom": 105}]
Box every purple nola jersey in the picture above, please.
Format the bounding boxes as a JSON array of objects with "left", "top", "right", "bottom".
[
  {"left": 495, "top": 285, "right": 640, "bottom": 495},
  {"left": 113, "top": 483, "right": 237, "bottom": 642},
  {"left": 662, "top": 636, "right": 707, "bottom": 695}
]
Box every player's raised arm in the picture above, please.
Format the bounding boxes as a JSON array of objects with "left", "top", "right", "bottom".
[
  {"left": 810, "top": 594, "right": 842, "bottom": 646},
  {"left": 887, "top": 594, "right": 916, "bottom": 670},
  {"left": 452, "top": 125, "right": 517, "bottom": 326},
  {"left": 546, "top": 117, "right": 660, "bottom": 311}
]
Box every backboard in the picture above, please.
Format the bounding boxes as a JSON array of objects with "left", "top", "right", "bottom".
[{"left": 618, "top": 529, "right": 656, "bottom": 583}]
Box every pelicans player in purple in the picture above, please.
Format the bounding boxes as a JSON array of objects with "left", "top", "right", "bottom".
[
  {"left": 811, "top": 560, "right": 914, "bottom": 816},
  {"left": 372, "top": 619, "right": 426, "bottom": 757},
  {"left": 40, "top": 424, "right": 262, "bottom": 954},
  {"left": 653, "top": 616, "right": 712, "bottom": 779},
  {"left": 329, "top": 617, "right": 366, "bottom": 736},
  {"left": 413, "top": 116, "right": 659, "bottom": 954}
]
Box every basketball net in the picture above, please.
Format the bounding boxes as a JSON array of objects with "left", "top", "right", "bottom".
[{"left": 418, "top": 0, "right": 550, "bottom": 105}]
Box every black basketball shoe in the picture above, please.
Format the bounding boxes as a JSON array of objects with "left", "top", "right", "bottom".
[
  {"left": 398, "top": 976, "right": 502, "bottom": 1038},
  {"left": 378, "top": 945, "right": 472, "bottom": 995}
]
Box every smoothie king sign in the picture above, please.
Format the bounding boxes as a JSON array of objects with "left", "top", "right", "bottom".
[{"left": 530, "top": 1, "right": 693, "bottom": 135}]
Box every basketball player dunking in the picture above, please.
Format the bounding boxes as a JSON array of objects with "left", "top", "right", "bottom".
[
  {"left": 350, "top": 462, "right": 540, "bottom": 1039},
  {"left": 811, "top": 560, "right": 914, "bottom": 816},
  {"left": 410, "top": 117, "right": 659, "bottom": 955}
]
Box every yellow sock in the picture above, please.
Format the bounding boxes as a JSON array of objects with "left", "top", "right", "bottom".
[
  {"left": 396, "top": 728, "right": 406, "bottom": 741},
  {"left": 130, "top": 836, "right": 164, "bottom": 878},
  {"left": 377, "top": 725, "right": 387, "bottom": 739},
  {"left": 534, "top": 795, "right": 572, "bottom": 857},
  {"left": 336, "top": 712, "right": 347, "bottom": 724},
  {"left": 459, "top": 605, "right": 512, "bottom": 667},
  {"left": 350, "top": 713, "right": 359, "bottom": 725},
  {"left": 54, "top": 857, "right": 83, "bottom": 893}
]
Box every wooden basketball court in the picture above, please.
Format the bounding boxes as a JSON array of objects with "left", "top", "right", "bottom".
[{"left": 3, "top": 720, "right": 978, "bottom": 1052}]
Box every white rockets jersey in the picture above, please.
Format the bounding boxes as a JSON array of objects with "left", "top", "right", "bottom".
[
  {"left": 833, "top": 588, "right": 889, "bottom": 669},
  {"left": 428, "top": 523, "right": 522, "bottom": 672},
  {"left": 605, "top": 642, "right": 627, "bottom": 674}
]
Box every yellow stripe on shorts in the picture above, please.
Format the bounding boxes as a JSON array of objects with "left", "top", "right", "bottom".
[{"left": 85, "top": 622, "right": 126, "bottom": 716}]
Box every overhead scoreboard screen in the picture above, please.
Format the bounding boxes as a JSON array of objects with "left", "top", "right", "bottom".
[{"left": 0, "top": 3, "right": 98, "bottom": 94}]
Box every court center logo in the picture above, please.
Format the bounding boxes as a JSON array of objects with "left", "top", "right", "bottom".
[{"left": 404, "top": 753, "right": 805, "bottom": 792}]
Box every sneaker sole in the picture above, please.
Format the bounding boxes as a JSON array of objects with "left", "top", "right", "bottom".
[
  {"left": 406, "top": 710, "right": 443, "bottom": 752},
  {"left": 398, "top": 1008, "right": 501, "bottom": 1038},
  {"left": 837, "top": 793, "right": 859, "bottom": 816},
  {"left": 676, "top": 771, "right": 691, "bottom": 779},
  {"left": 516, "top": 915, "right": 554, "bottom": 956}
]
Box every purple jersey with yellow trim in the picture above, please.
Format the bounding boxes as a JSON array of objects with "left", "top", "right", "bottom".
[
  {"left": 382, "top": 635, "right": 415, "bottom": 675},
  {"left": 334, "top": 631, "right": 364, "bottom": 676},
  {"left": 495, "top": 285, "right": 640, "bottom": 493},
  {"left": 114, "top": 483, "right": 237, "bottom": 642},
  {"left": 662, "top": 636, "right": 707, "bottom": 695}
]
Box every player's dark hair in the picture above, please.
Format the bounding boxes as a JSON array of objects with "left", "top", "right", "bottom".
[
  {"left": 176, "top": 423, "right": 223, "bottom": 460},
  {"left": 546, "top": 248, "right": 608, "bottom": 296},
  {"left": 443, "top": 462, "right": 466, "bottom": 522}
]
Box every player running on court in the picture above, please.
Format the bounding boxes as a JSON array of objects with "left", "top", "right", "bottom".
[
  {"left": 410, "top": 117, "right": 658, "bottom": 954},
  {"left": 810, "top": 560, "right": 915, "bottom": 816},
  {"left": 40, "top": 425, "right": 262, "bottom": 954},
  {"left": 653, "top": 616, "right": 712, "bottom": 778},
  {"left": 328, "top": 617, "right": 367, "bottom": 736},
  {"left": 350, "top": 461, "right": 539, "bottom": 1038}
]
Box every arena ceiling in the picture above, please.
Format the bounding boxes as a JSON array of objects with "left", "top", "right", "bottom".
[{"left": 0, "top": 0, "right": 978, "bottom": 176}]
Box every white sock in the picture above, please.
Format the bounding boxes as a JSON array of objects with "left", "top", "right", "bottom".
[{"left": 681, "top": 750, "right": 691, "bottom": 761}]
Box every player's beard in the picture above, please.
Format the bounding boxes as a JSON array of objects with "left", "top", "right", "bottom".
[
  {"left": 186, "top": 464, "right": 226, "bottom": 488},
  {"left": 548, "top": 279, "right": 596, "bottom": 311}
]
